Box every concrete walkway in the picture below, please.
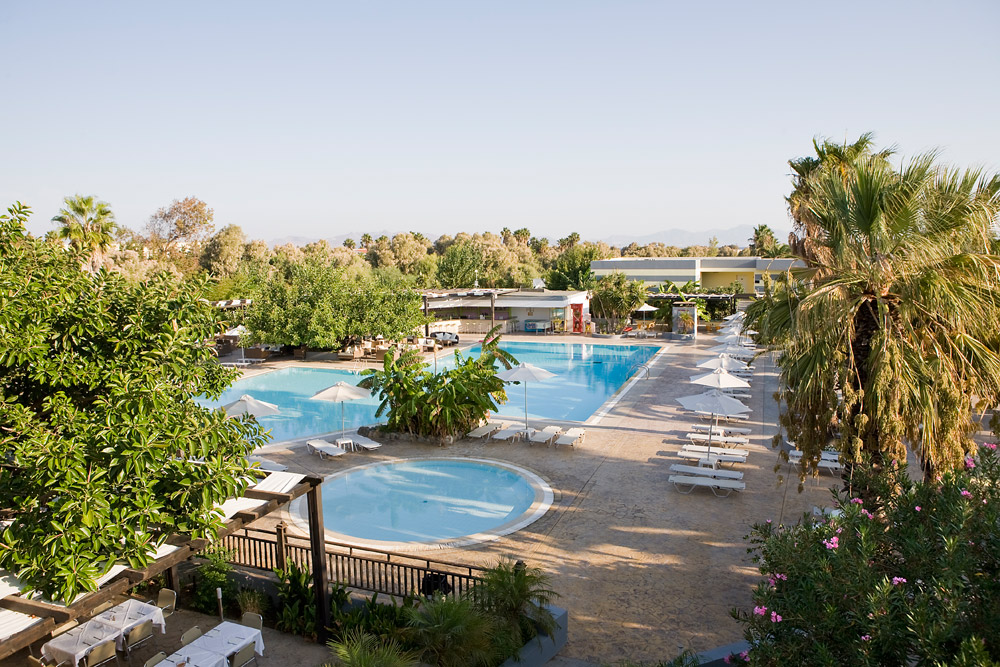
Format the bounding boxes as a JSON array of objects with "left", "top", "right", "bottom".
[{"left": 255, "top": 333, "right": 834, "bottom": 663}]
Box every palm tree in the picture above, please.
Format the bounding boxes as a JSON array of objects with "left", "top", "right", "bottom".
[
  {"left": 748, "top": 224, "right": 790, "bottom": 257},
  {"left": 405, "top": 595, "right": 495, "bottom": 667},
  {"left": 51, "top": 195, "right": 116, "bottom": 272},
  {"left": 748, "top": 153, "right": 1000, "bottom": 484},
  {"left": 360, "top": 233, "right": 373, "bottom": 249}
]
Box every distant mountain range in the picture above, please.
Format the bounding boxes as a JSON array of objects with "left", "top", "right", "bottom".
[{"left": 267, "top": 225, "right": 789, "bottom": 249}]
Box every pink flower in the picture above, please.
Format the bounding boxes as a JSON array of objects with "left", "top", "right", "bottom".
[
  {"left": 861, "top": 634, "right": 871, "bottom": 641},
  {"left": 961, "top": 489, "right": 972, "bottom": 497},
  {"left": 915, "top": 506, "right": 921, "bottom": 512},
  {"left": 984, "top": 443, "right": 997, "bottom": 451},
  {"left": 724, "top": 657, "right": 731, "bottom": 665},
  {"left": 892, "top": 577, "right": 907, "bottom": 585},
  {"left": 850, "top": 497, "right": 863, "bottom": 504},
  {"left": 774, "top": 573, "right": 787, "bottom": 581},
  {"left": 753, "top": 605, "right": 767, "bottom": 616},
  {"left": 771, "top": 611, "right": 782, "bottom": 623},
  {"left": 836, "top": 527, "right": 843, "bottom": 534},
  {"left": 965, "top": 457, "right": 976, "bottom": 469},
  {"left": 823, "top": 536, "right": 839, "bottom": 549},
  {"left": 861, "top": 509, "right": 874, "bottom": 519},
  {"left": 740, "top": 650, "right": 749, "bottom": 662},
  {"left": 766, "top": 519, "right": 772, "bottom": 524}
]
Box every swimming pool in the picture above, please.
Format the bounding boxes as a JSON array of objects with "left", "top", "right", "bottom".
[
  {"left": 292, "top": 458, "right": 553, "bottom": 549},
  {"left": 201, "top": 341, "right": 660, "bottom": 441}
]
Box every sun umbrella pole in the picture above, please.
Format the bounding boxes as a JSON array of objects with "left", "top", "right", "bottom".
[
  {"left": 341, "top": 401, "right": 346, "bottom": 438},
  {"left": 707, "top": 411, "right": 715, "bottom": 460},
  {"left": 524, "top": 382, "right": 529, "bottom": 432}
]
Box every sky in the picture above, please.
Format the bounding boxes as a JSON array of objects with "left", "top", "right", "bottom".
[{"left": 2, "top": 1, "right": 998, "bottom": 245}]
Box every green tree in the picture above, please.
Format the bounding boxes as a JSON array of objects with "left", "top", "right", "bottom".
[
  {"left": 51, "top": 194, "right": 117, "bottom": 272},
  {"left": 544, "top": 245, "right": 605, "bottom": 290},
  {"left": 0, "top": 202, "right": 265, "bottom": 601},
  {"left": 747, "top": 151, "right": 1000, "bottom": 481},
  {"left": 405, "top": 595, "right": 495, "bottom": 667},
  {"left": 145, "top": 196, "right": 215, "bottom": 252},
  {"left": 343, "top": 238, "right": 356, "bottom": 249},
  {"left": 437, "top": 241, "right": 482, "bottom": 288},
  {"left": 590, "top": 272, "right": 646, "bottom": 333},
  {"left": 557, "top": 232, "right": 580, "bottom": 251},
  {"left": 360, "top": 233, "right": 373, "bottom": 249},
  {"left": 473, "top": 557, "right": 558, "bottom": 647},
  {"left": 328, "top": 629, "right": 418, "bottom": 667},
  {"left": 200, "top": 224, "right": 246, "bottom": 276}
]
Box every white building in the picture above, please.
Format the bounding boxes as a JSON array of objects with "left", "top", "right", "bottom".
[
  {"left": 421, "top": 288, "right": 590, "bottom": 334},
  {"left": 590, "top": 256, "right": 802, "bottom": 294}
]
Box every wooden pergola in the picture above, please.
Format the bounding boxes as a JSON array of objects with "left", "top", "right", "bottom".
[{"left": 0, "top": 471, "right": 331, "bottom": 660}]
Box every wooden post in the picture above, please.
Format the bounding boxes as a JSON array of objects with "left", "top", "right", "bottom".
[
  {"left": 275, "top": 522, "right": 287, "bottom": 571},
  {"left": 165, "top": 565, "right": 179, "bottom": 601},
  {"left": 306, "top": 487, "right": 331, "bottom": 643},
  {"left": 423, "top": 295, "right": 430, "bottom": 337}
]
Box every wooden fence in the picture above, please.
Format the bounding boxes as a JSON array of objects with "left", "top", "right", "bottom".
[{"left": 222, "top": 524, "right": 486, "bottom": 598}]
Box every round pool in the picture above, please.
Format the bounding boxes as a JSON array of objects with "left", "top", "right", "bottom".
[{"left": 291, "top": 458, "right": 553, "bottom": 550}]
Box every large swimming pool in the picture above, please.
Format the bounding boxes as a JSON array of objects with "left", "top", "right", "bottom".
[
  {"left": 293, "top": 458, "right": 553, "bottom": 548},
  {"left": 201, "top": 341, "right": 659, "bottom": 442}
]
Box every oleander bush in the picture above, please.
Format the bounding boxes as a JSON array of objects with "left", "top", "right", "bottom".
[{"left": 730, "top": 443, "right": 1000, "bottom": 665}]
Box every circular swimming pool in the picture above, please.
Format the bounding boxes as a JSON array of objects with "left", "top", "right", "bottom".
[{"left": 292, "top": 458, "right": 553, "bottom": 550}]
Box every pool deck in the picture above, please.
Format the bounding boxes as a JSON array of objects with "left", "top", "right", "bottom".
[{"left": 245, "top": 333, "right": 834, "bottom": 663}]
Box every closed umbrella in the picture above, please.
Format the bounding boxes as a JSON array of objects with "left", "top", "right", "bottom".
[
  {"left": 221, "top": 394, "right": 280, "bottom": 418},
  {"left": 496, "top": 363, "right": 556, "bottom": 433},
  {"left": 677, "top": 389, "right": 751, "bottom": 458},
  {"left": 311, "top": 382, "right": 372, "bottom": 437},
  {"left": 697, "top": 354, "right": 749, "bottom": 372}
]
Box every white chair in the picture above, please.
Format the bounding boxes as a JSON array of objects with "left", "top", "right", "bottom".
[
  {"left": 553, "top": 428, "right": 586, "bottom": 447},
  {"left": 668, "top": 475, "right": 745, "bottom": 497},
  {"left": 180, "top": 626, "right": 202, "bottom": 647},
  {"left": 306, "top": 439, "right": 348, "bottom": 459},
  {"left": 528, "top": 426, "right": 561, "bottom": 446}
]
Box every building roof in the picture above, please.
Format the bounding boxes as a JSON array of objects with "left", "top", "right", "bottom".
[{"left": 422, "top": 288, "right": 588, "bottom": 309}]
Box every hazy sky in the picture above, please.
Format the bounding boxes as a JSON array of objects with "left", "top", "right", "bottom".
[{"left": 2, "top": 1, "right": 998, "bottom": 244}]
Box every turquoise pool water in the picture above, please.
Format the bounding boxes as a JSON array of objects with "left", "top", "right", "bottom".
[
  {"left": 201, "top": 341, "right": 659, "bottom": 441},
  {"left": 313, "top": 458, "right": 549, "bottom": 545}
]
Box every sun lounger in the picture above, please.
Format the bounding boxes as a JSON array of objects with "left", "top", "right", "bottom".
[
  {"left": 694, "top": 411, "right": 750, "bottom": 422},
  {"left": 528, "top": 426, "right": 562, "bottom": 446},
  {"left": 492, "top": 427, "right": 531, "bottom": 442},
  {"left": 788, "top": 452, "right": 842, "bottom": 474},
  {"left": 247, "top": 455, "right": 288, "bottom": 472},
  {"left": 677, "top": 451, "right": 747, "bottom": 466},
  {"left": 788, "top": 449, "right": 840, "bottom": 461},
  {"left": 685, "top": 433, "right": 750, "bottom": 447},
  {"left": 554, "top": 427, "right": 586, "bottom": 447},
  {"left": 682, "top": 443, "right": 750, "bottom": 456},
  {"left": 690, "top": 424, "right": 752, "bottom": 436},
  {"left": 466, "top": 422, "right": 505, "bottom": 440},
  {"left": 668, "top": 464, "right": 744, "bottom": 480},
  {"left": 306, "top": 439, "right": 348, "bottom": 459},
  {"left": 668, "top": 475, "right": 746, "bottom": 497},
  {"left": 352, "top": 434, "right": 383, "bottom": 451}
]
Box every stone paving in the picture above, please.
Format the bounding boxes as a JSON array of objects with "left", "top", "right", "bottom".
[{"left": 250, "top": 333, "right": 836, "bottom": 663}]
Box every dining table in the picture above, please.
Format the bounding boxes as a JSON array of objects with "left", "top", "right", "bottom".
[
  {"left": 93, "top": 598, "right": 166, "bottom": 648},
  {"left": 41, "top": 618, "right": 120, "bottom": 667},
  {"left": 187, "top": 620, "right": 264, "bottom": 659},
  {"left": 158, "top": 645, "right": 228, "bottom": 667}
]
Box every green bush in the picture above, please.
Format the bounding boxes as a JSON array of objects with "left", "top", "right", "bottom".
[
  {"left": 274, "top": 561, "right": 316, "bottom": 639},
  {"left": 473, "top": 557, "right": 558, "bottom": 648},
  {"left": 326, "top": 629, "right": 419, "bottom": 667},
  {"left": 731, "top": 443, "right": 1000, "bottom": 665},
  {"left": 192, "top": 548, "right": 237, "bottom": 615},
  {"left": 236, "top": 588, "right": 268, "bottom": 617},
  {"left": 332, "top": 592, "right": 417, "bottom": 645},
  {"left": 405, "top": 595, "right": 496, "bottom": 667}
]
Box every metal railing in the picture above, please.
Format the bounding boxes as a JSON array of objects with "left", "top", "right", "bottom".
[{"left": 222, "top": 524, "right": 486, "bottom": 598}]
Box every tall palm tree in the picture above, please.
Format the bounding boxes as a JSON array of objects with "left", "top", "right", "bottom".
[
  {"left": 748, "top": 153, "right": 1000, "bottom": 483},
  {"left": 51, "top": 195, "right": 116, "bottom": 272}
]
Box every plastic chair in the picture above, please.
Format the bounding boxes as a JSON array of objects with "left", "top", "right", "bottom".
[
  {"left": 180, "top": 625, "right": 202, "bottom": 646},
  {"left": 240, "top": 612, "right": 263, "bottom": 631},
  {"left": 82, "top": 641, "right": 119, "bottom": 667},
  {"left": 123, "top": 620, "right": 154, "bottom": 665},
  {"left": 143, "top": 653, "right": 167, "bottom": 667},
  {"left": 230, "top": 642, "right": 258, "bottom": 667}
]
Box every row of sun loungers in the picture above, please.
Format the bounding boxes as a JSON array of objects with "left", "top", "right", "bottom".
[
  {"left": 787, "top": 448, "right": 842, "bottom": 474},
  {"left": 306, "top": 435, "right": 383, "bottom": 460},
  {"left": 690, "top": 424, "right": 752, "bottom": 436},
  {"left": 465, "top": 422, "right": 586, "bottom": 447}
]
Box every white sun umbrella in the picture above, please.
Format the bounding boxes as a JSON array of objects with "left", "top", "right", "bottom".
[
  {"left": 635, "top": 302, "right": 658, "bottom": 325},
  {"left": 708, "top": 344, "right": 754, "bottom": 357},
  {"left": 715, "top": 332, "right": 748, "bottom": 344},
  {"left": 677, "top": 389, "right": 751, "bottom": 457},
  {"left": 697, "top": 354, "right": 749, "bottom": 372},
  {"left": 724, "top": 312, "right": 745, "bottom": 321},
  {"left": 221, "top": 394, "right": 280, "bottom": 418},
  {"left": 690, "top": 367, "right": 750, "bottom": 389},
  {"left": 496, "top": 363, "right": 556, "bottom": 432},
  {"left": 311, "top": 382, "right": 372, "bottom": 437}
]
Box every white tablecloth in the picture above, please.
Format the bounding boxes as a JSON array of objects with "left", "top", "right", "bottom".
[
  {"left": 188, "top": 621, "right": 264, "bottom": 657},
  {"left": 160, "top": 646, "right": 227, "bottom": 667},
  {"left": 95, "top": 599, "right": 166, "bottom": 648},
  {"left": 41, "top": 619, "right": 119, "bottom": 667}
]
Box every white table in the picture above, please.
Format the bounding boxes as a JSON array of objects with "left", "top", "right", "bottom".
[
  {"left": 160, "top": 646, "right": 227, "bottom": 667},
  {"left": 188, "top": 621, "right": 264, "bottom": 659},
  {"left": 94, "top": 598, "right": 166, "bottom": 649},
  {"left": 336, "top": 437, "right": 355, "bottom": 452},
  {"left": 42, "top": 619, "right": 120, "bottom": 667}
]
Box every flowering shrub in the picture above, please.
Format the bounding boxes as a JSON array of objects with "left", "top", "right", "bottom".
[{"left": 730, "top": 443, "right": 1000, "bottom": 665}]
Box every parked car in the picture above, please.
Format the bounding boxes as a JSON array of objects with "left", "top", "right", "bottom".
[{"left": 429, "top": 331, "right": 459, "bottom": 346}]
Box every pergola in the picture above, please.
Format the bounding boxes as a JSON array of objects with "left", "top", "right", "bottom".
[{"left": 0, "top": 470, "right": 331, "bottom": 660}]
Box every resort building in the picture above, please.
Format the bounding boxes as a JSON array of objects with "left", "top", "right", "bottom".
[
  {"left": 420, "top": 288, "right": 591, "bottom": 334},
  {"left": 590, "top": 256, "right": 802, "bottom": 294}
]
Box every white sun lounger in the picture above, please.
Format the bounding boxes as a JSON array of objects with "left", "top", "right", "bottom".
[
  {"left": 552, "top": 427, "right": 585, "bottom": 447},
  {"left": 668, "top": 464, "right": 744, "bottom": 480},
  {"left": 685, "top": 433, "right": 750, "bottom": 447},
  {"left": 682, "top": 443, "right": 750, "bottom": 457},
  {"left": 528, "top": 425, "right": 562, "bottom": 445},
  {"left": 247, "top": 455, "right": 288, "bottom": 472},
  {"left": 306, "top": 439, "right": 348, "bottom": 459},
  {"left": 677, "top": 451, "right": 747, "bottom": 466},
  {"left": 788, "top": 452, "right": 842, "bottom": 474},
  {"left": 352, "top": 434, "right": 383, "bottom": 451},
  {"left": 669, "top": 475, "right": 746, "bottom": 497},
  {"left": 492, "top": 427, "right": 531, "bottom": 442},
  {"left": 787, "top": 448, "right": 840, "bottom": 461},
  {"left": 691, "top": 424, "right": 752, "bottom": 436},
  {"left": 694, "top": 411, "right": 750, "bottom": 423},
  {"left": 466, "top": 422, "right": 505, "bottom": 440}
]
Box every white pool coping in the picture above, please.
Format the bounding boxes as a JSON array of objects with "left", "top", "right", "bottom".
[{"left": 288, "top": 456, "right": 555, "bottom": 552}]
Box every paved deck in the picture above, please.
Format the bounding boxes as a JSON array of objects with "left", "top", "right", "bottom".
[{"left": 253, "top": 333, "right": 834, "bottom": 662}]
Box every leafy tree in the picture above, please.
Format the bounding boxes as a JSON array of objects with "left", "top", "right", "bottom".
[
  {"left": 360, "top": 232, "right": 373, "bottom": 249},
  {"left": 145, "top": 196, "right": 215, "bottom": 252},
  {"left": 512, "top": 227, "right": 531, "bottom": 245},
  {"left": 437, "top": 241, "right": 481, "bottom": 288},
  {"left": 544, "top": 245, "right": 605, "bottom": 290},
  {"left": 747, "top": 224, "right": 790, "bottom": 257},
  {"left": 51, "top": 194, "right": 117, "bottom": 272},
  {"left": 732, "top": 444, "right": 1000, "bottom": 665},
  {"left": 200, "top": 224, "right": 246, "bottom": 276},
  {"left": 242, "top": 239, "right": 272, "bottom": 264},
  {"left": 590, "top": 272, "right": 646, "bottom": 333},
  {"left": 343, "top": 238, "right": 356, "bottom": 249},
  {"left": 746, "top": 151, "right": 1000, "bottom": 481},
  {"left": 556, "top": 232, "right": 580, "bottom": 251},
  {"left": 0, "top": 202, "right": 265, "bottom": 601}
]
